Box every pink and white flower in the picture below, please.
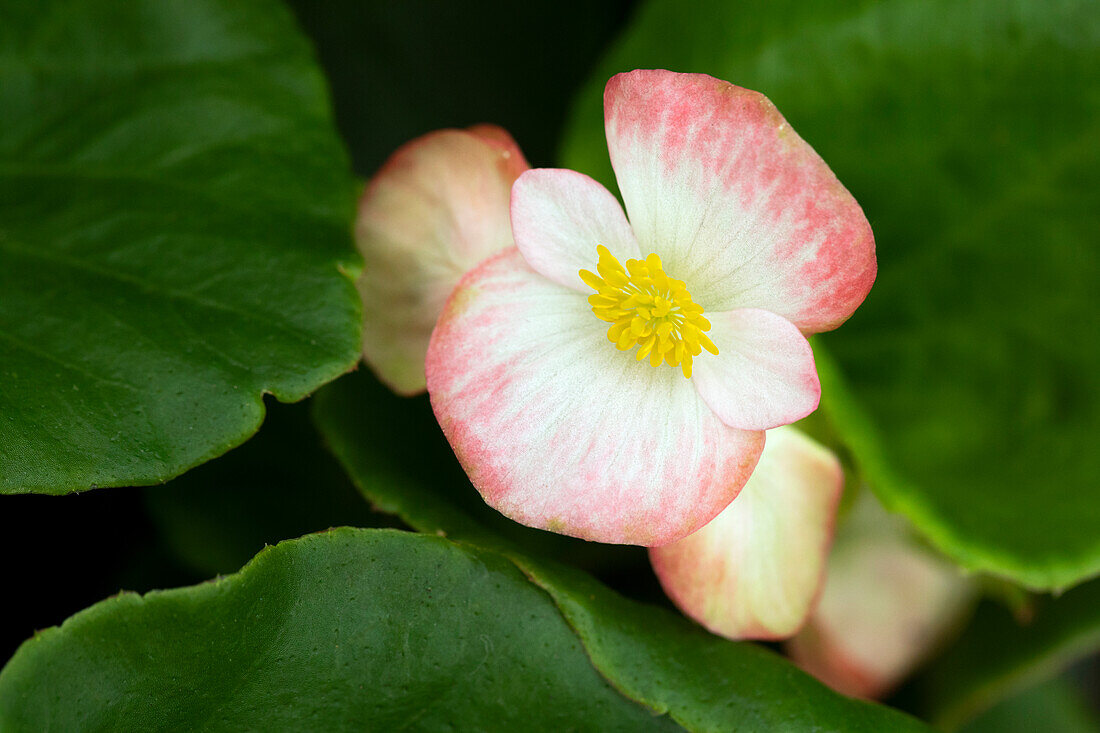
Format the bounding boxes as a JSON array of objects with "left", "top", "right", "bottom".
[{"left": 426, "top": 69, "right": 876, "bottom": 545}]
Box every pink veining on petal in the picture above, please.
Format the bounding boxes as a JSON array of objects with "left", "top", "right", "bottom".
[{"left": 604, "top": 69, "right": 876, "bottom": 334}]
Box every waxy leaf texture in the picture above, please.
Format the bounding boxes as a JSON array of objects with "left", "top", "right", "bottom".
[
  {"left": 0, "top": 0, "right": 362, "bottom": 494},
  {"left": 312, "top": 372, "right": 931, "bottom": 731}
]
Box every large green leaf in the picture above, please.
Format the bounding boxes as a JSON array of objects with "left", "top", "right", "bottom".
[
  {"left": 143, "top": 401, "right": 391, "bottom": 578},
  {"left": 312, "top": 371, "right": 930, "bottom": 731},
  {"left": 919, "top": 578, "right": 1100, "bottom": 729},
  {"left": 0, "top": 0, "right": 361, "bottom": 494},
  {"left": 557, "top": 0, "right": 1100, "bottom": 590},
  {"left": 0, "top": 529, "right": 677, "bottom": 730}
]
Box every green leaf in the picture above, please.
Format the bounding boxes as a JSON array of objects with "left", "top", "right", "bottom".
[
  {"left": 558, "top": 0, "right": 1100, "bottom": 590},
  {"left": 958, "top": 677, "right": 1100, "bottom": 733},
  {"left": 312, "top": 371, "right": 931, "bottom": 731},
  {"left": 0, "top": 0, "right": 362, "bottom": 494},
  {"left": 919, "top": 578, "right": 1100, "bottom": 729},
  {"left": 0, "top": 529, "right": 679, "bottom": 730},
  {"left": 143, "top": 401, "right": 392, "bottom": 578}
]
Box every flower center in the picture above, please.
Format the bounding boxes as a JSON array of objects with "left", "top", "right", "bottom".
[{"left": 579, "top": 245, "right": 718, "bottom": 379}]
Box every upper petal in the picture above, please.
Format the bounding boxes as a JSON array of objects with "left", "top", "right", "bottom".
[
  {"left": 649, "top": 426, "right": 843, "bottom": 640},
  {"left": 511, "top": 168, "right": 640, "bottom": 292},
  {"left": 356, "top": 126, "right": 528, "bottom": 394},
  {"left": 604, "top": 69, "right": 875, "bottom": 333},
  {"left": 426, "top": 247, "right": 764, "bottom": 546},
  {"left": 692, "top": 308, "right": 820, "bottom": 431}
]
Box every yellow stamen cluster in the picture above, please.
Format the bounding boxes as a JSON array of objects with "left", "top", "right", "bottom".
[{"left": 579, "top": 245, "right": 718, "bottom": 379}]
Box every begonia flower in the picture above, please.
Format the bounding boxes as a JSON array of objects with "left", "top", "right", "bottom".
[
  {"left": 788, "top": 494, "right": 975, "bottom": 698},
  {"left": 355, "top": 124, "right": 529, "bottom": 394},
  {"left": 426, "top": 69, "right": 875, "bottom": 545},
  {"left": 650, "top": 426, "right": 843, "bottom": 640}
]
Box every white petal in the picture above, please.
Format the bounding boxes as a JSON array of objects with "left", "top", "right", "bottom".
[
  {"left": 692, "top": 308, "right": 820, "bottom": 431},
  {"left": 511, "top": 168, "right": 640, "bottom": 292}
]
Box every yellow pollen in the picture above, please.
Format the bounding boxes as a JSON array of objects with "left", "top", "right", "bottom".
[{"left": 579, "top": 245, "right": 718, "bottom": 379}]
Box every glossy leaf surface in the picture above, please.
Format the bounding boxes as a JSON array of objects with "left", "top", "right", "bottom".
[
  {"left": 312, "top": 372, "right": 931, "bottom": 731},
  {"left": 0, "top": 0, "right": 362, "bottom": 494},
  {"left": 0, "top": 529, "right": 674, "bottom": 730}
]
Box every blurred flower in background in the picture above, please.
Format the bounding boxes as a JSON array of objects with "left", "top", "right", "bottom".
[
  {"left": 789, "top": 491, "right": 976, "bottom": 698},
  {"left": 355, "top": 125, "right": 529, "bottom": 394}
]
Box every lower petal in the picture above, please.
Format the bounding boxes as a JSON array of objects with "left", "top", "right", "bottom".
[
  {"left": 649, "top": 426, "right": 843, "bottom": 640},
  {"left": 692, "top": 308, "right": 820, "bottom": 431},
  {"left": 426, "top": 248, "right": 764, "bottom": 546}
]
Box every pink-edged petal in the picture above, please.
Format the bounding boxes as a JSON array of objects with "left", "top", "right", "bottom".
[
  {"left": 426, "top": 247, "right": 764, "bottom": 545},
  {"left": 467, "top": 123, "right": 531, "bottom": 180},
  {"left": 788, "top": 495, "right": 975, "bottom": 698},
  {"left": 355, "top": 127, "right": 528, "bottom": 394},
  {"left": 649, "top": 426, "right": 842, "bottom": 640},
  {"left": 604, "top": 69, "right": 876, "bottom": 333},
  {"left": 511, "top": 168, "right": 640, "bottom": 292},
  {"left": 692, "top": 308, "right": 820, "bottom": 431}
]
